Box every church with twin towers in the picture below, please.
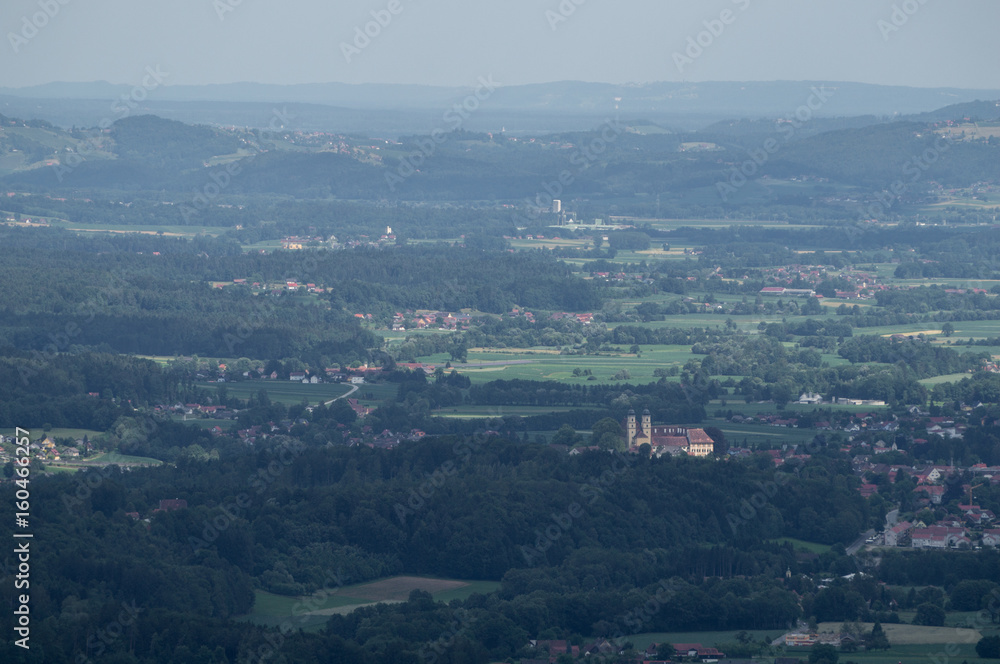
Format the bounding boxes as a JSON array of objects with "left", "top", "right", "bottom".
[{"left": 626, "top": 409, "right": 715, "bottom": 457}]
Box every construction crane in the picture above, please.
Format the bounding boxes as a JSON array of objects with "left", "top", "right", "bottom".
[{"left": 967, "top": 482, "right": 984, "bottom": 506}]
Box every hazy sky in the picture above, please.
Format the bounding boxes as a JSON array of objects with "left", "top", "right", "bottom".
[{"left": 2, "top": 0, "right": 998, "bottom": 90}]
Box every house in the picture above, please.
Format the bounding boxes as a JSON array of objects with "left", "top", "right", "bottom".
[
  {"left": 673, "top": 644, "right": 726, "bottom": 660},
  {"left": 289, "top": 372, "right": 306, "bottom": 381},
  {"left": 884, "top": 521, "right": 913, "bottom": 547},
  {"left": 981, "top": 529, "right": 1000, "bottom": 547},
  {"left": 798, "top": 392, "right": 823, "bottom": 405},
  {"left": 530, "top": 640, "right": 571, "bottom": 656},
  {"left": 583, "top": 640, "right": 617, "bottom": 656},
  {"left": 914, "top": 485, "right": 945, "bottom": 504},
  {"left": 911, "top": 526, "right": 967, "bottom": 549},
  {"left": 156, "top": 498, "right": 188, "bottom": 512},
  {"left": 858, "top": 484, "right": 878, "bottom": 498},
  {"left": 783, "top": 634, "right": 818, "bottom": 647}
]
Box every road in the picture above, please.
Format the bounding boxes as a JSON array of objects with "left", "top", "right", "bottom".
[
  {"left": 846, "top": 528, "right": 876, "bottom": 556},
  {"left": 324, "top": 383, "right": 359, "bottom": 406}
]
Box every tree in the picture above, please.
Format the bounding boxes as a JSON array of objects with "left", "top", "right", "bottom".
[
  {"left": 551, "top": 424, "right": 581, "bottom": 447},
  {"left": 950, "top": 580, "right": 999, "bottom": 612},
  {"left": 976, "top": 636, "right": 1000, "bottom": 659},
  {"left": 704, "top": 426, "right": 728, "bottom": 456},
  {"left": 656, "top": 642, "right": 675, "bottom": 660},
  {"left": 591, "top": 417, "right": 626, "bottom": 452},
  {"left": 809, "top": 643, "right": 839, "bottom": 664},
  {"left": 942, "top": 322, "right": 955, "bottom": 338},
  {"left": 864, "top": 621, "right": 890, "bottom": 651},
  {"left": 914, "top": 602, "right": 946, "bottom": 626}
]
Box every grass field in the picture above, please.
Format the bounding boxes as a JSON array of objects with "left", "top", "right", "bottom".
[
  {"left": 52, "top": 220, "right": 232, "bottom": 238},
  {"left": 712, "top": 401, "right": 888, "bottom": 416},
  {"left": 768, "top": 537, "right": 832, "bottom": 554},
  {"left": 89, "top": 451, "right": 163, "bottom": 466},
  {"left": 0, "top": 427, "right": 104, "bottom": 440},
  {"left": 813, "top": 622, "right": 982, "bottom": 645},
  {"left": 425, "top": 345, "right": 702, "bottom": 385},
  {"left": 708, "top": 421, "right": 816, "bottom": 447},
  {"left": 628, "top": 629, "right": 781, "bottom": 650},
  {"left": 919, "top": 372, "right": 974, "bottom": 386},
  {"left": 242, "top": 576, "right": 499, "bottom": 631},
  {"left": 787, "top": 643, "right": 989, "bottom": 664},
  {"left": 630, "top": 625, "right": 998, "bottom": 662},
  {"left": 432, "top": 405, "right": 581, "bottom": 418},
  {"left": 214, "top": 381, "right": 353, "bottom": 405}
]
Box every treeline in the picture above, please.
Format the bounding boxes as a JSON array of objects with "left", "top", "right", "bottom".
[
  {"left": 838, "top": 335, "right": 988, "bottom": 377},
  {"left": 0, "top": 353, "right": 186, "bottom": 429}
]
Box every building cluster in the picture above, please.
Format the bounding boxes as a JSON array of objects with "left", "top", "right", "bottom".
[
  {"left": 880, "top": 510, "right": 1000, "bottom": 549},
  {"left": 0, "top": 434, "right": 89, "bottom": 464},
  {"left": 756, "top": 264, "right": 884, "bottom": 300},
  {"left": 625, "top": 409, "right": 715, "bottom": 457},
  {"left": 522, "top": 639, "right": 726, "bottom": 664},
  {"left": 392, "top": 311, "right": 475, "bottom": 331}
]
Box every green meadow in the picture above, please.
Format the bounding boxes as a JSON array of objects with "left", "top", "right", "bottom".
[
  {"left": 424, "top": 345, "right": 702, "bottom": 385},
  {"left": 243, "top": 577, "right": 500, "bottom": 632},
  {"left": 215, "top": 381, "right": 354, "bottom": 405}
]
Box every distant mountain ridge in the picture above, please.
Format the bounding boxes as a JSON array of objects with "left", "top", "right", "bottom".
[{"left": 3, "top": 79, "right": 999, "bottom": 121}]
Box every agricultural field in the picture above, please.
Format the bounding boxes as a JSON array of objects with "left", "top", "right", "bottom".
[
  {"left": 628, "top": 629, "right": 781, "bottom": 650},
  {"left": 53, "top": 219, "right": 233, "bottom": 238},
  {"left": 75, "top": 451, "right": 163, "bottom": 467},
  {"left": 705, "top": 421, "right": 817, "bottom": 447},
  {"left": 431, "top": 405, "right": 582, "bottom": 419},
  {"left": 215, "top": 381, "right": 354, "bottom": 405},
  {"left": 811, "top": 622, "right": 981, "bottom": 645},
  {"left": 1, "top": 427, "right": 104, "bottom": 440},
  {"left": 243, "top": 576, "right": 499, "bottom": 632},
  {"left": 767, "top": 537, "right": 832, "bottom": 554},
  {"left": 426, "top": 345, "right": 702, "bottom": 385}
]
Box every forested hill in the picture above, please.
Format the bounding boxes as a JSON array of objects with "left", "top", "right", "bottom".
[
  {"left": 0, "top": 436, "right": 878, "bottom": 662},
  {"left": 3, "top": 110, "right": 998, "bottom": 210}
]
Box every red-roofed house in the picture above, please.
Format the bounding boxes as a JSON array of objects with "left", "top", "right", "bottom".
[{"left": 885, "top": 521, "right": 913, "bottom": 547}]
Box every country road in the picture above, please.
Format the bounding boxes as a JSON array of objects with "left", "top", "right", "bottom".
[{"left": 324, "top": 383, "right": 359, "bottom": 406}]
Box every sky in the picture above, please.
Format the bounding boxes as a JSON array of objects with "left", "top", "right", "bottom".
[{"left": 1, "top": 0, "right": 998, "bottom": 90}]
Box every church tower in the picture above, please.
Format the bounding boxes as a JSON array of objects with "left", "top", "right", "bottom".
[
  {"left": 642, "top": 409, "right": 651, "bottom": 444},
  {"left": 627, "top": 409, "right": 636, "bottom": 447}
]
